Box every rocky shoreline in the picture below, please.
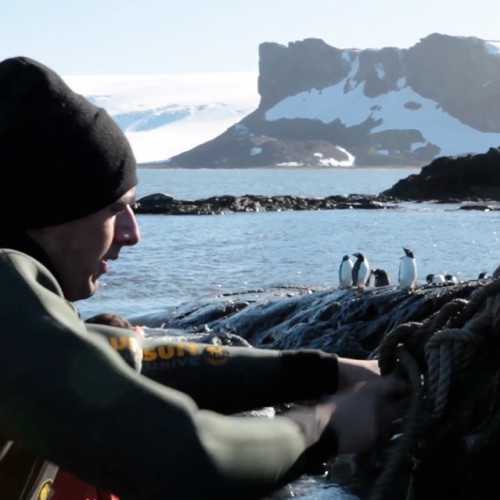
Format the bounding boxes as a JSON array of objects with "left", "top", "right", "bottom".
[
  {"left": 134, "top": 147, "right": 500, "bottom": 215},
  {"left": 132, "top": 279, "right": 481, "bottom": 356},
  {"left": 134, "top": 191, "right": 500, "bottom": 215},
  {"left": 133, "top": 192, "right": 396, "bottom": 215}
]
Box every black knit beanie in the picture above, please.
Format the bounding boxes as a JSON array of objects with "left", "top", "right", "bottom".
[{"left": 0, "top": 56, "right": 138, "bottom": 229}]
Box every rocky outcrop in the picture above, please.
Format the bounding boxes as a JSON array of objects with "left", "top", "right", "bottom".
[
  {"left": 132, "top": 280, "right": 479, "bottom": 357},
  {"left": 167, "top": 34, "right": 500, "bottom": 168},
  {"left": 382, "top": 146, "right": 500, "bottom": 201},
  {"left": 134, "top": 192, "right": 394, "bottom": 215}
]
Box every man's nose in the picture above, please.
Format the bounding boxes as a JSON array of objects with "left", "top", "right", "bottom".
[{"left": 116, "top": 205, "right": 141, "bottom": 245}]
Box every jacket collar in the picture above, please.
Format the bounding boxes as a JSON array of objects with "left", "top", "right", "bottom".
[{"left": 0, "top": 230, "right": 59, "bottom": 280}]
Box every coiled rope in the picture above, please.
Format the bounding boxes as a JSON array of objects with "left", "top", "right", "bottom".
[{"left": 369, "top": 278, "right": 500, "bottom": 500}]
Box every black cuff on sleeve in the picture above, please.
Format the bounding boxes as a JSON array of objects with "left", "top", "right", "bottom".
[{"left": 280, "top": 350, "right": 338, "bottom": 402}]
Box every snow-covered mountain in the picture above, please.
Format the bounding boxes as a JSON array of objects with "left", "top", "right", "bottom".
[
  {"left": 64, "top": 73, "right": 259, "bottom": 164},
  {"left": 170, "top": 33, "right": 500, "bottom": 168},
  {"left": 66, "top": 33, "right": 500, "bottom": 168}
]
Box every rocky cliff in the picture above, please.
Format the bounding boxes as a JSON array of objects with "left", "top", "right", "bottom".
[{"left": 167, "top": 34, "right": 500, "bottom": 168}]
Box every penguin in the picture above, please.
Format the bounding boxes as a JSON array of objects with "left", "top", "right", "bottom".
[
  {"left": 372, "top": 268, "right": 390, "bottom": 287},
  {"left": 445, "top": 274, "right": 458, "bottom": 285},
  {"left": 398, "top": 247, "right": 417, "bottom": 289},
  {"left": 367, "top": 269, "right": 376, "bottom": 288},
  {"left": 431, "top": 273, "right": 446, "bottom": 285},
  {"left": 352, "top": 253, "right": 370, "bottom": 288},
  {"left": 425, "top": 274, "right": 434, "bottom": 284},
  {"left": 478, "top": 271, "right": 489, "bottom": 280},
  {"left": 338, "top": 255, "right": 353, "bottom": 289}
]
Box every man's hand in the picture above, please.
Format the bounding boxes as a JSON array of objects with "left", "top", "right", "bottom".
[
  {"left": 323, "top": 376, "right": 409, "bottom": 455},
  {"left": 337, "top": 357, "right": 381, "bottom": 391}
]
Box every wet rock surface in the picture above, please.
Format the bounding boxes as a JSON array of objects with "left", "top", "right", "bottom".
[{"left": 131, "top": 280, "right": 482, "bottom": 357}]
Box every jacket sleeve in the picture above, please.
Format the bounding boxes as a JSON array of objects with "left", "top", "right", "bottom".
[
  {"left": 88, "top": 323, "right": 339, "bottom": 415},
  {"left": 0, "top": 250, "right": 337, "bottom": 499}
]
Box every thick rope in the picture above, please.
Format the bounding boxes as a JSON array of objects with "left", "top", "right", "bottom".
[
  {"left": 369, "top": 346, "right": 423, "bottom": 500},
  {"left": 370, "top": 278, "right": 500, "bottom": 499}
]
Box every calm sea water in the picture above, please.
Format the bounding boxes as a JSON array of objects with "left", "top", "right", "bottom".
[
  {"left": 76, "top": 167, "right": 499, "bottom": 499},
  {"left": 78, "top": 167, "right": 500, "bottom": 319}
]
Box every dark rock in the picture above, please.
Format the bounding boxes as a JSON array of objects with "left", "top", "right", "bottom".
[
  {"left": 460, "top": 204, "right": 500, "bottom": 211},
  {"left": 134, "top": 193, "right": 397, "bottom": 215},
  {"left": 382, "top": 146, "right": 500, "bottom": 201},
  {"left": 131, "top": 281, "right": 480, "bottom": 358}
]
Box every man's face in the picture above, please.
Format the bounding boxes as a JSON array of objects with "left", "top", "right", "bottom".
[{"left": 27, "top": 187, "right": 140, "bottom": 301}]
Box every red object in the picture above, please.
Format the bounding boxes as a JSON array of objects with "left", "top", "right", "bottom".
[{"left": 50, "top": 469, "right": 119, "bottom": 500}]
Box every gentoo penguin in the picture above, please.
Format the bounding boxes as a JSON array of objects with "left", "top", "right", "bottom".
[
  {"left": 430, "top": 273, "right": 446, "bottom": 285},
  {"left": 398, "top": 247, "right": 417, "bottom": 289},
  {"left": 352, "top": 253, "right": 370, "bottom": 288},
  {"left": 427, "top": 273, "right": 444, "bottom": 285},
  {"left": 338, "top": 255, "right": 354, "bottom": 289},
  {"left": 373, "top": 268, "right": 390, "bottom": 287},
  {"left": 445, "top": 274, "right": 458, "bottom": 285}
]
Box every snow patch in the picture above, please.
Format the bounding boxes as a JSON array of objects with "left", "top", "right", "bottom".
[
  {"left": 264, "top": 72, "right": 500, "bottom": 157},
  {"left": 484, "top": 41, "right": 500, "bottom": 55}
]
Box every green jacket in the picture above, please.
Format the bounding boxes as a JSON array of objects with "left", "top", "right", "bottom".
[{"left": 0, "top": 248, "right": 339, "bottom": 499}]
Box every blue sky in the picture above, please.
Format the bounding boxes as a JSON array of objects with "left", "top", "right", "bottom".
[{"left": 2, "top": 0, "right": 499, "bottom": 75}]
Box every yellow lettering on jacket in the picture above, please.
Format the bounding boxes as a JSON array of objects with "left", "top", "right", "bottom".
[
  {"left": 157, "top": 345, "right": 176, "bottom": 359},
  {"left": 142, "top": 343, "right": 199, "bottom": 362},
  {"left": 182, "top": 343, "right": 199, "bottom": 355},
  {"left": 109, "top": 336, "right": 129, "bottom": 350},
  {"left": 143, "top": 348, "right": 157, "bottom": 361},
  {"left": 109, "top": 335, "right": 140, "bottom": 352}
]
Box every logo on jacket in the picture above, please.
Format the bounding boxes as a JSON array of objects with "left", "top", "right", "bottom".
[
  {"left": 38, "top": 479, "right": 54, "bottom": 500},
  {"left": 202, "top": 346, "right": 230, "bottom": 366}
]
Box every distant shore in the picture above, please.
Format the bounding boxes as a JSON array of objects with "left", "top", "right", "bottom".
[{"left": 137, "top": 163, "right": 423, "bottom": 170}]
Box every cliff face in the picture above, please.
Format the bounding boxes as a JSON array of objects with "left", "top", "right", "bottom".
[
  {"left": 257, "top": 38, "right": 350, "bottom": 109},
  {"left": 403, "top": 34, "right": 500, "bottom": 132},
  {"left": 168, "top": 34, "right": 500, "bottom": 168}
]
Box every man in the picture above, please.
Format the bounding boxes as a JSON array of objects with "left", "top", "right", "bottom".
[{"left": 0, "top": 56, "right": 408, "bottom": 500}]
